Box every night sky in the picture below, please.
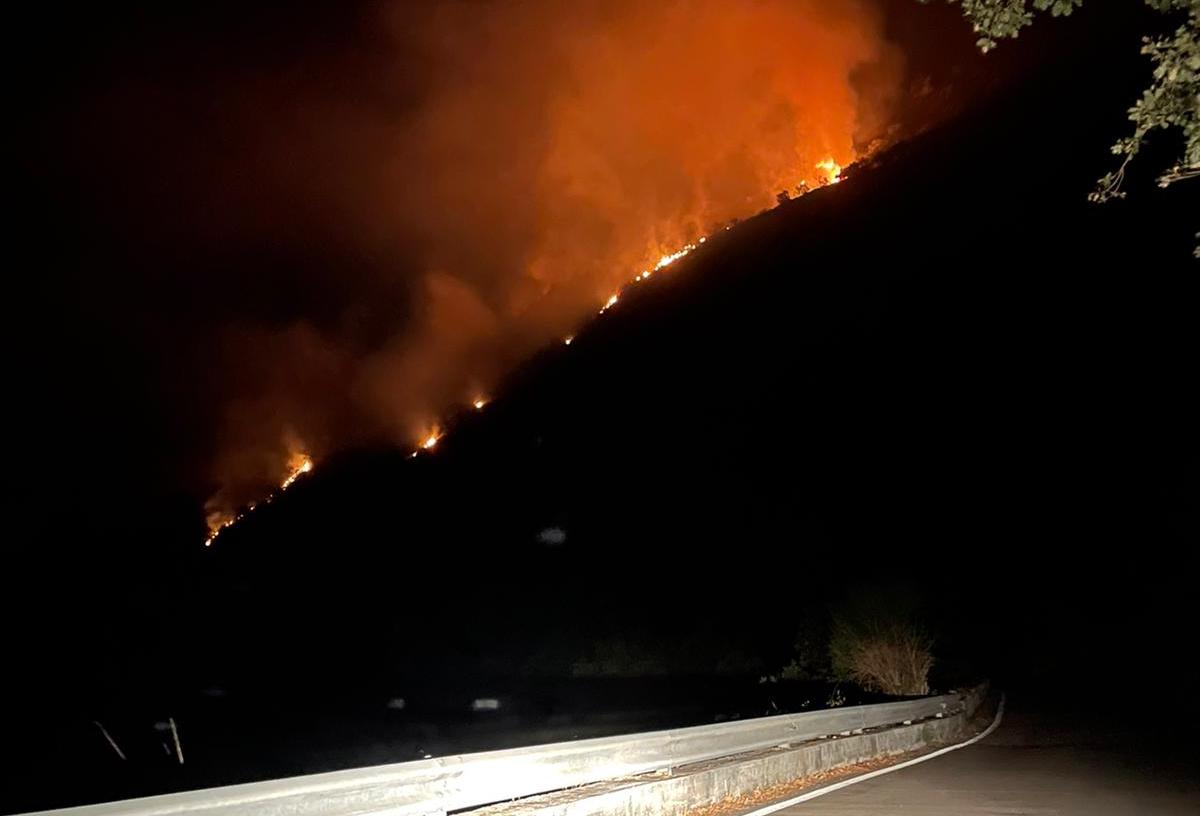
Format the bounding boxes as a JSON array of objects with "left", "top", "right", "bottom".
[{"left": 7, "top": 1, "right": 1198, "bottom": 811}]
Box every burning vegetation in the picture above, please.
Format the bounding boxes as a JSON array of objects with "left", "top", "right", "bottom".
[
  {"left": 205, "top": 154, "right": 847, "bottom": 546},
  {"left": 169, "top": 0, "right": 904, "bottom": 535},
  {"left": 205, "top": 452, "right": 313, "bottom": 546}
]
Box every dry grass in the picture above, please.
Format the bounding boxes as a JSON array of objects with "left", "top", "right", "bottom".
[{"left": 833, "top": 621, "right": 933, "bottom": 696}]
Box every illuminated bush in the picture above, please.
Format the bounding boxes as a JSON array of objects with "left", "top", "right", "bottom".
[{"left": 830, "top": 617, "right": 933, "bottom": 696}]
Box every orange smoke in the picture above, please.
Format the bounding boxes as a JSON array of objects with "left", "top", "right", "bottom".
[
  {"left": 205, "top": 444, "right": 314, "bottom": 546},
  {"left": 524, "top": 1, "right": 875, "bottom": 297},
  {"left": 204, "top": 0, "right": 903, "bottom": 522}
]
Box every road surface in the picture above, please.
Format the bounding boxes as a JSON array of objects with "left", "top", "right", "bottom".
[{"left": 776, "top": 695, "right": 1200, "bottom": 815}]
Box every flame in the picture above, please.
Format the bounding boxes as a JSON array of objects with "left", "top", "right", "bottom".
[
  {"left": 204, "top": 450, "right": 314, "bottom": 546},
  {"left": 194, "top": 0, "right": 900, "bottom": 531},
  {"left": 816, "top": 157, "right": 843, "bottom": 184},
  {"left": 204, "top": 514, "right": 234, "bottom": 547},
  {"left": 593, "top": 241, "right": 711, "bottom": 317},
  {"left": 599, "top": 293, "right": 620, "bottom": 314},
  {"left": 654, "top": 243, "right": 697, "bottom": 271},
  {"left": 280, "top": 454, "right": 314, "bottom": 489},
  {"left": 402, "top": 161, "right": 842, "bottom": 477},
  {"left": 204, "top": 153, "right": 856, "bottom": 548}
]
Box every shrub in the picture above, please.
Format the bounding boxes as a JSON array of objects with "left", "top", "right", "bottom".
[
  {"left": 776, "top": 612, "right": 832, "bottom": 681},
  {"left": 830, "top": 618, "right": 933, "bottom": 696}
]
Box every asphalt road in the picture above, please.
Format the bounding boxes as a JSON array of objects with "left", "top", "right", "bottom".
[{"left": 778, "top": 696, "right": 1200, "bottom": 815}]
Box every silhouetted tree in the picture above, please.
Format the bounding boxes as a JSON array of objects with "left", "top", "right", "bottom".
[{"left": 926, "top": 0, "right": 1198, "bottom": 252}]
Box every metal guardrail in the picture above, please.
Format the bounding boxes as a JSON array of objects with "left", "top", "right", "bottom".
[{"left": 29, "top": 690, "right": 971, "bottom": 816}]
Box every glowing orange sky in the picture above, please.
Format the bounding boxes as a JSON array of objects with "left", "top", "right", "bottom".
[{"left": 200, "top": 0, "right": 903, "bottom": 519}]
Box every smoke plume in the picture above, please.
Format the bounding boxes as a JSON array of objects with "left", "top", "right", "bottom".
[{"left": 50, "top": 1, "right": 906, "bottom": 521}]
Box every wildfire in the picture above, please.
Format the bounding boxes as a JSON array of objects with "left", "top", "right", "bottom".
[
  {"left": 405, "top": 427, "right": 445, "bottom": 458},
  {"left": 205, "top": 152, "right": 856, "bottom": 548},
  {"left": 412, "top": 155, "right": 851, "bottom": 464},
  {"left": 204, "top": 450, "right": 315, "bottom": 547},
  {"left": 816, "top": 157, "right": 842, "bottom": 184},
  {"left": 280, "top": 454, "right": 314, "bottom": 489},
  {"left": 599, "top": 293, "right": 620, "bottom": 314},
  {"left": 204, "top": 515, "right": 234, "bottom": 548},
  {"left": 654, "top": 243, "right": 697, "bottom": 271}
]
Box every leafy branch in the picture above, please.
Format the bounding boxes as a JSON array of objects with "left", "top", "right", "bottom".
[{"left": 926, "top": 1, "right": 1199, "bottom": 255}]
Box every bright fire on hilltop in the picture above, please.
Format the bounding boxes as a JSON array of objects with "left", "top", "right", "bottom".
[
  {"left": 204, "top": 451, "right": 314, "bottom": 547},
  {"left": 399, "top": 155, "right": 847, "bottom": 461},
  {"left": 198, "top": 0, "right": 899, "bottom": 524},
  {"left": 281, "top": 454, "right": 314, "bottom": 489},
  {"left": 581, "top": 158, "right": 842, "bottom": 323},
  {"left": 816, "top": 157, "right": 843, "bottom": 184},
  {"left": 203, "top": 151, "right": 851, "bottom": 546}
]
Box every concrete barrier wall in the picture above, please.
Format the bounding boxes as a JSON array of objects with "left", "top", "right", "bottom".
[{"left": 473, "top": 684, "right": 990, "bottom": 816}]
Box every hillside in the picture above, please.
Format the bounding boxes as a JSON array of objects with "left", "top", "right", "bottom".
[{"left": 7, "top": 26, "right": 1196, "bottom": 813}]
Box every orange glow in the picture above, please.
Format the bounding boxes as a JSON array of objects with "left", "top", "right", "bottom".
[
  {"left": 204, "top": 449, "right": 314, "bottom": 547},
  {"left": 204, "top": 515, "right": 233, "bottom": 547},
  {"left": 408, "top": 160, "right": 848, "bottom": 472},
  {"left": 204, "top": 144, "right": 862, "bottom": 547},
  {"left": 654, "top": 243, "right": 697, "bottom": 271},
  {"left": 280, "top": 454, "right": 314, "bottom": 490},
  {"left": 816, "top": 157, "right": 843, "bottom": 185},
  {"left": 200, "top": 1, "right": 896, "bottom": 543}
]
